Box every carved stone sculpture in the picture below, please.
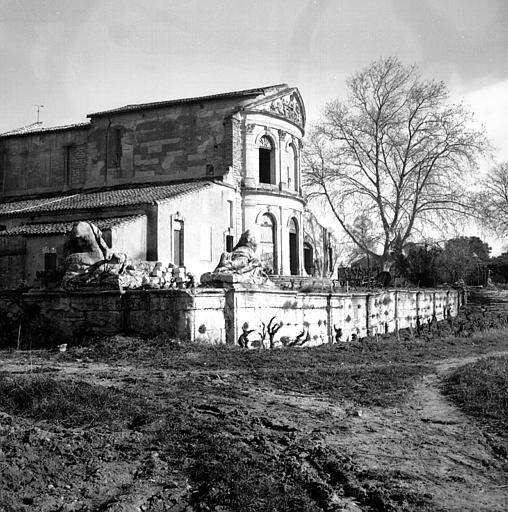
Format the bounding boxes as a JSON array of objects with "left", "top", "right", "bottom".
[
  {"left": 270, "top": 94, "right": 303, "bottom": 126},
  {"left": 60, "top": 221, "right": 196, "bottom": 290},
  {"left": 200, "top": 230, "right": 273, "bottom": 286},
  {"left": 61, "top": 222, "right": 127, "bottom": 288}
]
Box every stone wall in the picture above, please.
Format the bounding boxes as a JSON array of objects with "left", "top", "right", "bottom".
[
  {"left": 85, "top": 98, "right": 243, "bottom": 190},
  {"left": 0, "top": 287, "right": 463, "bottom": 347},
  {"left": 0, "top": 237, "right": 25, "bottom": 289},
  {"left": 0, "top": 289, "right": 213, "bottom": 340},
  {"left": 0, "top": 127, "right": 90, "bottom": 198}
]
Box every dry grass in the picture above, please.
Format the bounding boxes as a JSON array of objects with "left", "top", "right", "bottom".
[{"left": 443, "top": 355, "right": 508, "bottom": 440}]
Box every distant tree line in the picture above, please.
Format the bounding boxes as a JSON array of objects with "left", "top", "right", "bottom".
[{"left": 393, "top": 236, "right": 491, "bottom": 287}]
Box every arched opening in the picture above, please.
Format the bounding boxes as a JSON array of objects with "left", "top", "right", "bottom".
[
  {"left": 289, "top": 218, "right": 299, "bottom": 275},
  {"left": 304, "top": 242, "right": 314, "bottom": 275},
  {"left": 259, "top": 213, "right": 276, "bottom": 274},
  {"left": 287, "top": 143, "right": 298, "bottom": 191},
  {"left": 258, "top": 135, "right": 275, "bottom": 184}
]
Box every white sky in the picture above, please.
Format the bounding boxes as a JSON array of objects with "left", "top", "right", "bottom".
[{"left": 1, "top": 0, "right": 507, "bottom": 248}]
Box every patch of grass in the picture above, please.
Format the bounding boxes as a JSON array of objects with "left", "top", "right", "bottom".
[
  {"left": 38, "top": 321, "right": 508, "bottom": 373},
  {"left": 254, "top": 363, "right": 433, "bottom": 407},
  {"left": 443, "top": 355, "right": 508, "bottom": 439},
  {"left": 0, "top": 373, "right": 150, "bottom": 427}
]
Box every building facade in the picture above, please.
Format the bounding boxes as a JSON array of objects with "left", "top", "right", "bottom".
[{"left": 0, "top": 84, "right": 322, "bottom": 289}]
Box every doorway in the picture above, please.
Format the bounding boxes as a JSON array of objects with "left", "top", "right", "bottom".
[{"left": 289, "top": 218, "right": 299, "bottom": 275}]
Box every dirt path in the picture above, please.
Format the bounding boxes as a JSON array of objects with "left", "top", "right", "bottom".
[{"left": 323, "top": 352, "right": 508, "bottom": 511}]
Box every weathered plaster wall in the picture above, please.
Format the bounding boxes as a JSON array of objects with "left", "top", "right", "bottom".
[
  {"left": 111, "top": 217, "right": 147, "bottom": 261},
  {"left": 157, "top": 184, "right": 240, "bottom": 278},
  {"left": 227, "top": 288, "right": 462, "bottom": 346},
  {"left": 0, "top": 127, "right": 90, "bottom": 198},
  {"left": 0, "top": 287, "right": 462, "bottom": 346}
]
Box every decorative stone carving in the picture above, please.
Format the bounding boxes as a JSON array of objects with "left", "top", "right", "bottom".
[
  {"left": 61, "top": 222, "right": 127, "bottom": 289},
  {"left": 278, "top": 129, "right": 288, "bottom": 140},
  {"left": 270, "top": 93, "right": 303, "bottom": 126},
  {"left": 200, "top": 230, "right": 273, "bottom": 286},
  {"left": 258, "top": 135, "right": 273, "bottom": 149}
]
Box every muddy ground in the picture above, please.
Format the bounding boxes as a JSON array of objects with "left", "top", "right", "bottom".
[{"left": 0, "top": 331, "right": 507, "bottom": 512}]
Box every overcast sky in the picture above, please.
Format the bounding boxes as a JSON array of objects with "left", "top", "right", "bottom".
[
  {"left": 1, "top": 0, "right": 507, "bottom": 250},
  {"left": 1, "top": 0, "right": 507, "bottom": 161}
]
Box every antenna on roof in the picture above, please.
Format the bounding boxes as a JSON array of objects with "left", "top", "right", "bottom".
[{"left": 35, "top": 104, "right": 45, "bottom": 124}]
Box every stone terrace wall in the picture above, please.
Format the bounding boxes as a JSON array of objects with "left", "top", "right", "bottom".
[
  {"left": 0, "top": 288, "right": 463, "bottom": 346},
  {"left": 228, "top": 288, "right": 462, "bottom": 346},
  {"left": 0, "top": 289, "right": 225, "bottom": 341}
]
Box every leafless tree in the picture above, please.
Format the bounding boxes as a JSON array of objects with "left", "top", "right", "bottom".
[
  {"left": 476, "top": 161, "right": 508, "bottom": 236},
  {"left": 303, "top": 57, "right": 490, "bottom": 269}
]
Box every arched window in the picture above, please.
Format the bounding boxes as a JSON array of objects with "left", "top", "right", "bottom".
[
  {"left": 289, "top": 217, "right": 299, "bottom": 275},
  {"left": 258, "top": 135, "right": 275, "bottom": 184},
  {"left": 259, "top": 213, "right": 276, "bottom": 274},
  {"left": 287, "top": 143, "right": 297, "bottom": 191}
]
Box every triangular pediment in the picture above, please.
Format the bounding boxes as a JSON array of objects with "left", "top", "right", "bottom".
[{"left": 243, "top": 88, "right": 306, "bottom": 129}]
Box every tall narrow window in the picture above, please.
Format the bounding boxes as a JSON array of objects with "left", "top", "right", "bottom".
[
  {"left": 258, "top": 135, "right": 274, "bottom": 184},
  {"left": 259, "top": 213, "right": 276, "bottom": 274},
  {"left": 287, "top": 143, "right": 297, "bottom": 191},
  {"left": 227, "top": 200, "right": 234, "bottom": 228},
  {"left": 173, "top": 220, "right": 184, "bottom": 266}
]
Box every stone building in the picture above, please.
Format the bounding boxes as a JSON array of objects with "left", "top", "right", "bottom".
[{"left": 0, "top": 84, "right": 330, "bottom": 289}]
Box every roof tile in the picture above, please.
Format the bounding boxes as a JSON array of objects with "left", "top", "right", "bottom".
[
  {"left": 87, "top": 84, "right": 288, "bottom": 117},
  {"left": 0, "top": 181, "right": 212, "bottom": 216},
  {"left": 0, "top": 215, "right": 145, "bottom": 237}
]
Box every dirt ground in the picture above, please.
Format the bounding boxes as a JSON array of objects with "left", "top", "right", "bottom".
[{"left": 0, "top": 335, "right": 507, "bottom": 512}]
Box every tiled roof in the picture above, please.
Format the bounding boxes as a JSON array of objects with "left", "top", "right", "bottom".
[
  {"left": 0, "top": 122, "right": 90, "bottom": 139},
  {"left": 0, "top": 215, "right": 145, "bottom": 237},
  {"left": 87, "top": 83, "right": 288, "bottom": 118},
  {"left": 0, "top": 181, "right": 212, "bottom": 216}
]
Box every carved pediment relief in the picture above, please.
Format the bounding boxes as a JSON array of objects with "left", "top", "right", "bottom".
[
  {"left": 243, "top": 88, "right": 306, "bottom": 129},
  {"left": 268, "top": 93, "right": 303, "bottom": 126}
]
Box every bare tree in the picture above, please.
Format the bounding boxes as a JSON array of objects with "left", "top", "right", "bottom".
[
  {"left": 303, "top": 57, "right": 490, "bottom": 269},
  {"left": 476, "top": 161, "right": 508, "bottom": 235}
]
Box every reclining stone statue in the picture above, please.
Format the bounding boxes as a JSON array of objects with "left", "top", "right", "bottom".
[
  {"left": 200, "top": 230, "right": 272, "bottom": 286},
  {"left": 61, "top": 222, "right": 128, "bottom": 288}
]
